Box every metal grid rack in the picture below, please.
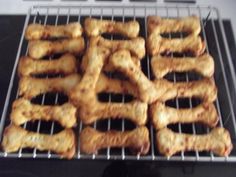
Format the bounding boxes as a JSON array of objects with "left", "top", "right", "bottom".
[{"left": 0, "top": 4, "right": 236, "bottom": 161}]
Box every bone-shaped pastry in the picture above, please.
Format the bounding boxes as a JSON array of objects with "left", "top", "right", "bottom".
[
  {"left": 110, "top": 50, "right": 217, "bottom": 103},
  {"left": 70, "top": 46, "right": 110, "bottom": 107},
  {"left": 81, "top": 53, "right": 140, "bottom": 73},
  {"left": 25, "top": 22, "right": 83, "bottom": 40},
  {"left": 110, "top": 49, "right": 160, "bottom": 103},
  {"left": 2, "top": 125, "right": 76, "bottom": 159},
  {"left": 28, "top": 37, "right": 85, "bottom": 59},
  {"left": 150, "top": 102, "right": 218, "bottom": 130},
  {"left": 18, "top": 54, "right": 77, "bottom": 77},
  {"left": 10, "top": 98, "right": 77, "bottom": 128},
  {"left": 95, "top": 74, "right": 139, "bottom": 97},
  {"left": 156, "top": 127, "right": 232, "bottom": 157},
  {"left": 148, "top": 16, "right": 201, "bottom": 36},
  {"left": 151, "top": 54, "right": 214, "bottom": 79},
  {"left": 90, "top": 36, "right": 145, "bottom": 59},
  {"left": 153, "top": 77, "right": 217, "bottom": 102},
  {"left": 18, "top": 71, "right": 137, "bottom": 101},
  {"left": 77, "top": 47, "right": 110, "bottom": 90},
  {"left": 79, "top": 100, "right": 147, "bottom": 126},
  {"left": 19, "top": 74, "right": 81, "bottom": 99},
  {"left": 70, "top": 46, "right": 146, "bottom": 126},
  {"left": 80, "top": 126, "right": 150, "bottom": 155},
  {"left": 84, "top": 18, "right": 140, "bottom": 38},
  {"left": 147, "top": 34, "right": 205, "bottom": 56}
]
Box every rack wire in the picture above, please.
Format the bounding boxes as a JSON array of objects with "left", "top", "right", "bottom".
[{"left": 0, "top": 4, "right": 236, "bottom": 161}]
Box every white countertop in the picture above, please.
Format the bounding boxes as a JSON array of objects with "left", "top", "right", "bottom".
[{"left": 0, "top": 0, "right": 235, "bottom": 41}]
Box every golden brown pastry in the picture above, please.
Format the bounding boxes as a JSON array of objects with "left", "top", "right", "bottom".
[
  {"left": 147, "top": 34, "right": 205, "bottom": 56},
  {"left": 95, "top": 73, "right": 139, "bottom": 97},
  {"left": 18, "top": 54, "right": 77, "bottom": 77},
  {"left": 28, "top": 37, "right": 85, "bottom": 59},
  {"left": 2, "top": 125, "right": 76, "bottom": 159},
  {"left": 147, "top": 16, "right": 201, "bottom": 36},
  {"left": 25, "top": 22, "right": 83, "bottom": 40},
  {"left": 10, "top": 98, "right": 77, "bottom": 128},
  {"left": 150, "top": 102, "right": 218, "bottom": 130},
  {"left": 19, "top": 74, "right": 81, "bottom": 99},
  {"left": 70, "top": 46, "right": 110, "bottom": 107},
  {"left": 110, "top": 50, "right": 217, "bottom": 103},
  {"left": 84, "top": 18, "right": 139, "bottom": 38},
  {"left": 79, "top": 100, "right": 147, "bottom": 126},
  {"left": 110, "top": 49, "right": 159, "bottom": 103},
  {"left": 156, "top": 127, "right": 232, "bottom": 157},
  {"left": 19, "top": 71, "right": 136, "bottom": 100},
  {"left": 90, "top": 36, "right": 145, "bottom": 59},
  {"left": 151, "top": 54, "right": 214, "bottom": 79},
  {"left": 81, "top": 54, "right": 140, "bottom": 73},
  {"left": 80, "top": 126, "right": 150, "bottom": 155},
  {"left": 153, "top": 78, "right": 217, "bottom": 102}
]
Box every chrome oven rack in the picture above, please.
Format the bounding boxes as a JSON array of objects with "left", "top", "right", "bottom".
[{"left": 0, "top": 5, "right": 236, "bottom": 162}]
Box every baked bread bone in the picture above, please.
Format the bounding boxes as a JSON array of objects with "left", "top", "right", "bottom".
[
  {"left": 95, "top": 73, "right": 139, "bottom": 97},
  {"left": 156, "top": 127, "right": 233, "bottom": 157},
  {"left": 84, "top": 17, "right": 140, "bottom": 38},
  {"left": 2, "top": 125, "right": 76, "bottom": 159},
  {"left": 80, "top": 126, "right": 150, "bottom": 155},
  {"left": 109, "top": 49, "right": 160, "bottom": 104},
  {"left": 150, "top": 102, "right": 219, "bottom": 130},
  {"left": 19, "top": 74, "right": 81, "bottom": 99},
  {"left": 69, "top": 46, "right": 110, "bottom": 107},
  {"left": 147, "top": 34, "right": 206, "bottom": 56},
  {"left": 25, "top": 22, "right": 83, "bottom": 40},
  {"left": 151, "top": 53, "right": 214, "bottom": 79},
  {"left": 147, "top": 16, "right": 201, "bottom": 36},
  {"left": 18, "top": 53, "right": 77, "bottom": 77},
  {"left": 70, "top": 46, "right": 147, "bottom": 126},
  {"left": 79, "top": 100, "right": 147, "bottom": 126},
  {"left": 28, "top": 37, "right": 85, "bottom": 59},
  {"left": 18, "top": 70, "right": 138, "bottom": 101},
  {"left": 90, "top": 36, "right": 145, "bottom": 59},
  {"left": 109, "top": 49, "right": 217, "bottom": 103},
  {"left": 10, "top": 98, "right": 77, "bottom": 128},
  {"left": 153, "top": 77, "right": 217, "bottom": 103},
  {"left": 81, "top": 53, "right": 141, "bottom": 73}
]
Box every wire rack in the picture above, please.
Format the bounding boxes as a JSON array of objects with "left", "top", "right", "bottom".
[{"left": 0, "top": 4, "right": 236, "bottom": 162}]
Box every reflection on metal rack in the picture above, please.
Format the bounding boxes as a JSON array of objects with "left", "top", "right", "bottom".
[{"left": 0, "top": 5, "right": 236, "bottom": 162}]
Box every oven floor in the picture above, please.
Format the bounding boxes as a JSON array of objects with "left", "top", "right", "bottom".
[{"left": 0, "top": 15, "right": 235, "bottom": 177}]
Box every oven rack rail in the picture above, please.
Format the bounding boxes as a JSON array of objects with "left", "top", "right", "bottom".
[{"left": 0, "top": 4, "right": 236, "bottom": 162}]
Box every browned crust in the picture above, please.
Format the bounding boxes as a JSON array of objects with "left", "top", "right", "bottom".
[
  {"left": 18, "top": 54, "right": 77, "bottom": 77},
  {"left": 2, "top": 125, "right": 76, "bottom": 159},
  {"left": 147, "top": 16, "right": 201, "bottom": 36},
  {"left": 147, "top": 34, "right": 206, "bottom": 56},
  {"left": 28, "top": 37, "right": 85, "bottom": 59},
  {"left": 156, "top": 127, "right": 233, "bottom": 157},
  {"left": 10, "top": 98, "right": 77, "bottom": 128},
  {"left": 151, "top": 53, "right": 214, "bottom": 79},
  {"left": 90, "top": 36, "right": 145, "bottom": 59},
  {"left": 25, "top": 22, "right": 83, "bottom": 40},
  {"left": 80, "top": 126, "right": 150, "bottom": 155},
  {"left": 19, "top": 74, "right": 81, "bottom": 99},
  {"left": 150, "top": 101, "right": 219, "bottom": 130},
  {"left": 84, "top": 18, "right": 140, "bottom": 38}
]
